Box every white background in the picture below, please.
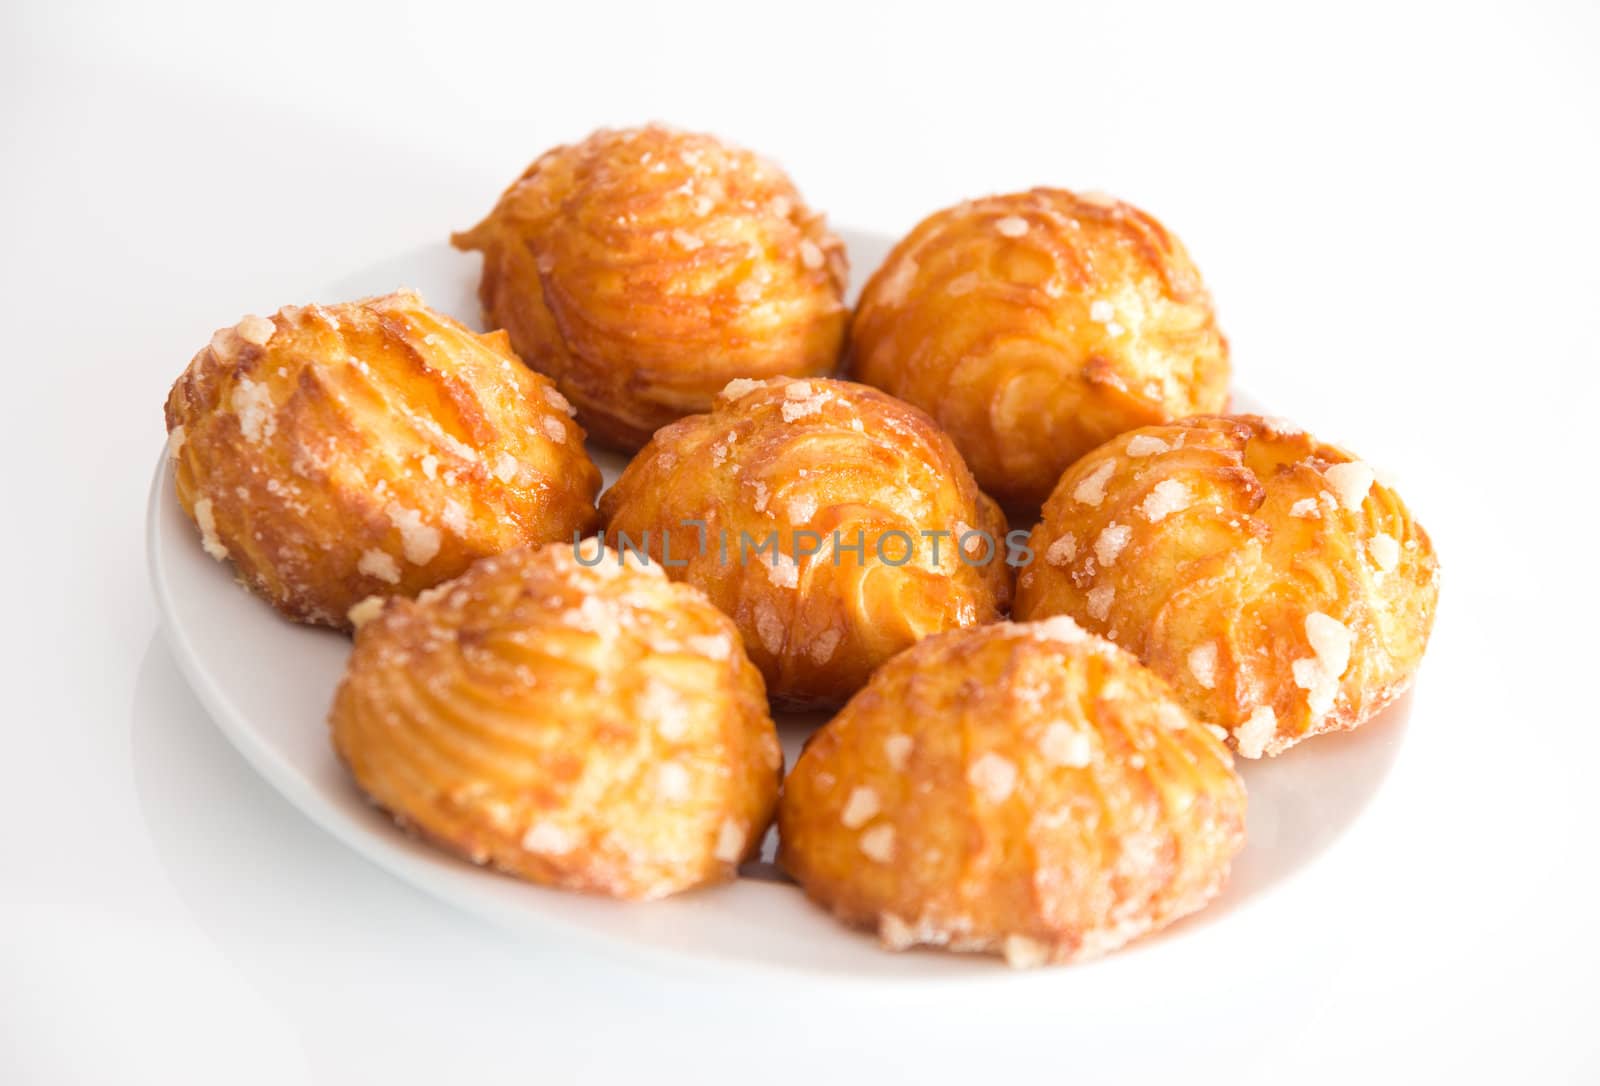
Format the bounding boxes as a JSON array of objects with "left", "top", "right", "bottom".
[{"left": 4, "top": 0, "right": 1598, "bottom": 1081}]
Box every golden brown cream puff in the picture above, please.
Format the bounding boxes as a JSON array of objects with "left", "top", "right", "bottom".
[
  {"left": 1014, "top": 415, "right": 1439, "bottom": 757},
  {"left": 778, "top": 617, "right": 1246, "bottom": 966},
  {"left": 849, "top": 188, "right": 1228, "bottom": 509},
  {"left": 330, "top": 543, "right": 782, "bottom": 900},
  {"left": 453, "top": 124, "right": 848, "bottom": 449},
  {"left": 165, "top": 290, "right": 601, "bottom": 628},
  {"left": 599, "top": 376, "right": 1012, "bottom": 708}
]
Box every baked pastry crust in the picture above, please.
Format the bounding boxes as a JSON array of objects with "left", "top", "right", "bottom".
[
  {"left": 164, "top": 290, "right": 602, "bottom": 628},
  {"left": 330, "top": 544, "right": 782, "bottom": 900},
  {"left": 599, "top": 377, "right": 1012, "bottom": 708},
  {"left": 1014, "top": 415, "right": 1440, "bottom": 757},
  {"left": 777, "top": 617, "right": 1246, "bottom": 966},
  {"left": 848, "top": 188, "right": 1228, "bottom": 509},
  {"left": 452, "top": 124, "right": 848, "bottom": 449}
]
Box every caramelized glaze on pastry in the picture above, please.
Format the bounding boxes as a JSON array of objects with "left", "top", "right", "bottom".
[
  {"left": 849, "top": 188, "right": 1228, "bottom": 508},
  {"left": 164, "top": 290, "right": 602, "bottom": 628},
  {"left": 599, "top": 377, "right": 1012, "bottom": 708},
  {"left": 778, "top": 617, "right": 1246, "bottom": 966},
  {"left": 330, "top": 543, "right": 782, "bottom": 900},
  {"left": 452, "top": 124, "right": 848, "bottom": 449},
  {"left": 1014, "top": 415, "right": 1439, "bottom": 757}
]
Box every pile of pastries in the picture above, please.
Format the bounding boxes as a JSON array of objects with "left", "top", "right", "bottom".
[{"left": 164, "top": 123, "right": 1439, "bottom": 968}]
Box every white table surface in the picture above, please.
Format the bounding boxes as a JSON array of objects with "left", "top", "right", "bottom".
[{"left": 4, "top": 1, "right": 1597, "bottom": 1081}]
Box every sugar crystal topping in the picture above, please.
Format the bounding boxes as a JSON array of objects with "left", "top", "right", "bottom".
[
  {"left": 1086, "top": 584, "right": 1116, "bottom": 621},
  {"left": 231, "top": 378, "right": 275, "bottom": 444},
  {"left": 719, "top": 377, "right": 765, "bottom": 401},
  {"left": 1369, "top": 533, "right": 1400, "bottom": 571},
  {"left": 542, "top": 385, "right": 576, "bottom": 416},
  {"left": 1039, "top": 723, "right": 1093, "bottom": 768},
  {"left": 766, "top": 551, "right": 799, "bottom": 589},
  {"left": 780, "top": 381, "right": 829, "bottom": 422},
  {"left": 754, "top": 600, "right": 784, "bottom": 655},
  {"left": 1293, "top": 612, "right": 1352, "bottom": 717},
  {"left": 1140, "top": 480, "right": 1192, "bottom": 523},
  {"left": 346, "top": 596, "right": 386, "bottom": 629},
  {"left": 643, "top": 679, "right": 690, "bottom": 741},
  {"left": 884, "top": 733, "right": 913, "bottom": 771},
  {"left": 440, "top": 499, "right": 468, "bottom": 536},
  {"left": 1305, "top": 612, "right": 1352, "bottom": 678},
  {"left": 715, "top": 819, "right": 746, "bottom": 863},
  {"left": 1324, "top": 461, "right": 1375, "bottom": 512},
  {"left": 522, "top": 822, "right": 576, "bottom": 854},
  {"left": 1094, "top": 522, "right": 1132, "bottom": 566},
  {"left": 1003, "top": 935, "right": 1050, "bottom": 969},
  {"left": 235, "top": 314, "right": 275, "bottom": 346},
  {"left": 810, "top": 628, "right": 842, "bottom": 663},
  {"left": 655, "top": 761, "right": 692, "bottom": 801},
  {"left": 1045, "top": 533, "right": 1078, "bottom": 566},
  {"left": 357, "top": 548, "right": 400, "bottom": 584},
  {"left": 1074, "top": 461, "right": 1117, "bottom": 506},
  {"left": 858, "top": 824, "right": 896, "bottom": 863},
  {"left": 386, "top": 503, "right": 441, "bottom": 565},
  {"left": 841, "top": 786, "right": 880, "bottom": 829},
  {"left": 685, "top": 633, "right": 732, "bottom": 660},
  {"left": 1232, "top": 706, "right": 1277, "bottom": 759},
  {"left": 967, "top": 753, "right": 1018, "bottom": 803},
  {"left": 193, "top": 498, "right": 227, "bottom": 560},
  {"left": 1029, "top": 615, "right": 1090, "bottom": 644}
]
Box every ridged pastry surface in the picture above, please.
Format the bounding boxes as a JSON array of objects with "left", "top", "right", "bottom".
[
  {"left": 778, "top": 617, "right": 1246, "bottom": 967},
  {"left": 848, "top": 188, "right": 1228, "bottom": 509},
  {"left": 453, "top": 124, "right": 849, "bottom": 449},
  {"left": 1015, "top": 415, "right": 1440, "bottom": 757},
  {"left": 599, "top": 377, "right": 1012, "bottom": 708},
  {"left": 164, "top": 290, "right": 602, "bottom": 629},
  {"left": 329, "top": 544, "right": 782, "bottom": 901}
]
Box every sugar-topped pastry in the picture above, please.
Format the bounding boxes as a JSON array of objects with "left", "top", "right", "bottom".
[
  {"left": 599, "top": 377, "right": 1013, "bottom": 708},
  {"left": 777, "top": 617, "right": 1246, "bottom": 966},
  {"left": 164, "top": 290, "right": 602, "bottom": 628},
  {"left": 1014, "top": 415, "right": 1440, "bottom": 757},
  {"left": 330, "top": 543, "right": 782, "bottom": 900},
  {"left": 452, "top": 124, "right": 848, "bottom": 449},
  {"left": 848, "top": 188, "right": 1228, "bottom": 509}
]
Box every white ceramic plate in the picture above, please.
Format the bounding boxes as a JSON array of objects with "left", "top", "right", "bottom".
[{"left": 147, "top": 229, "right": 1413, "bottom": 983}]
